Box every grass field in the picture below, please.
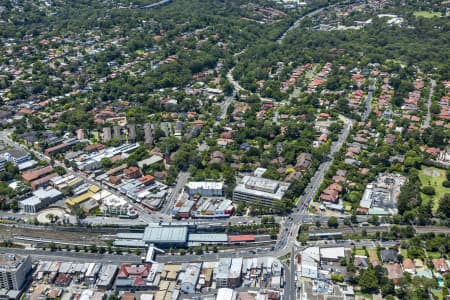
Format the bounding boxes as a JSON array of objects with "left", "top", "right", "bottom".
[
  {"left": 418, "top": 166, "right": 450, "bottom": 212},
  {"left": 414, "top": 11, "right": 442, "bottom": 18}
]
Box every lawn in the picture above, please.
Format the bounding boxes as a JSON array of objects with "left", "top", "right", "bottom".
[
  {"left": 431, "top": 289, "right": 443, "bottom": 300},
  {"left": 414, "top": 11, "right": 442, "bottom": 18},
  {"left": 355, "top": 291, "right": 373, "bottom": 299},
  {"left": 354, "top": 248, "right": 366, "bottom": 256},
  {"left": 401, "top": 248, "right": 408, "bottom": 259},
  {"left": 427, "top": 251, "right": 442, "bottom": 259},
  {"left": 91, "top": 131, "right": 99, "bottom": 142},
  {"left": 418, "top": 166, "right": 450, "bottom": 212}
]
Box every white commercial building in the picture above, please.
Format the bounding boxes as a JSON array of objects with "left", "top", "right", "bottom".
[
  {"left": 233, "top": 176, "right": 290, "bottom": 206},
  {"left": 185, "top": 181, "right": 224, "bottom": 197},
  {"left": 20, "top": 188, "right": 63, "bottom": 213},
  {"left": 320, "top": 247, "right": 346, "bottom": 262},
  {"left": 301, "top": 247, "right": 320, "bottom": 279}
]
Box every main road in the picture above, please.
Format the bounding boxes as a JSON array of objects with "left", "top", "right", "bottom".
[
  {"left": 161, "top": 171, "right": 190, "bottom": 215},
  {"left": 423, "top": 79, "right": 436, "bottom": 128},
  {"left": 362, "top": 79, "right": 375, "bottom": 121},
  {"left": 275, "top": 115, "right": 353, "bottom": 258}
]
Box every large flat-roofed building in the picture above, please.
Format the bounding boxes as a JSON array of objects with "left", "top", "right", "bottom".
[
  {"left": 20, "top": 188, "right": 63, "bottom": 213},
  {"left": 215, "top": 258, "right": 231, "bottom": 288},
  {"left": 96, "top": 264, "right": 118, "bottom": 289},
  {"left": 143, "top": 123, "right": 154, "bottom": 146},
  {"left": 3, "top": 149, "right": 31, "bottom": 165},
  {"left": 232, "top": 176, "right": 290, "bottom": 206},
  {"left": 359, "top": 173, "right": 406, "bottom": 215},
  {"left": 180, "top": 263, "right": 201, "bottom": 294},
  {"left": 102, "top": 127, "right": 112, "bottom": 143},
  {"left": 127, "top": 124, "right": 136, "bottom": 142},
  {"left": 142, "top": 224, "right": 188, "bottom": 247},
  {"left": 188, "top": 234, "right": 228, "bottom": 246},
  {"left": 228, "top": 258, "right": 243, "bottom": 288},
  {"left": 185, "top": 181, "right": 224, "bottom": 197},
  {"left": 0, "top": 254, "right": 32, "bottom": 291}
]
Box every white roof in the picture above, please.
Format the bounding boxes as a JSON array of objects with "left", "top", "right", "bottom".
[
  {"left": 303, "top": 247, "right": 320, "bottom": 261},
  {"left": 33, "top": 188, "right": 62, "bottom": 199},
  {"left": 21, "top": 196, "right": 41, "bottom": 206},
  {"left": 216, "top": 288, "right": 235, "bottom": 300},
  {"left": 17, "top": 160, "right": 37, "bottom": 171},
  {"left": 359, "top": 187, "right": 373, "bottom": 208},
  {"left": 320, "top": 247, "right": 346, "bottom": 260},
  {"left": 138, "top": 156, "right": 163, "bottom": 168},
  {"left": 229, "top": 258, "right": 243, "bottom": 279},
  {"left": 254, "top": 167, "right": 267, "bottom": 177},
  {"left": 91, "top": 190, "right": 112, "bottom": 201},
  {"left": 102, "top": 194, "right": 127, "bottom": 207},
  {"left": 234, "top": 176, "right": 290, "bottom": 200},
  {"left": 140, "top": 295, "right": 154, "bottom": 300},
  {"left": 186, "top": 181, "right": 224, "bottom": 190}
]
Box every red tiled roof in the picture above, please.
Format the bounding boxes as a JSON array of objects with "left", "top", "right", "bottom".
[
  {"left": 30, "top": 173, "right": 58, "bottom": 189},
  {"left": 139, "top": 175, "right": 155, "bottom": 185},
  {"left": 22, "top": 166, "right": 54, "bottom": 182},
  {"left": 229, "top": 235, "right": 255, "bottom": 242}
]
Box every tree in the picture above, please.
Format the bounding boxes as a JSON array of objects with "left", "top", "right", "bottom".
[
  {"left": 422, "top": 186, "right": 435, "bottom": 195},
  {"left": 327, "top": 216, "right": 339, "bottom": 228},
  {"left": 331, "top": 273, "right": 344, "bottom": 282},
  {"left": 101, "top": 157, "right": 113, "bottom": 169},
  {"left": 368, "top": 215, "right": 380, "bottom": 226},
  {"left": 9, "top": 200, "right": 18, "bottom": 212},
  {"left": 438, "top": 194, "right": 450, "bottom": 218},
  {"left": 47, "top": 242, "right": 57, "bottom": 251},
  {"left": 194, "top": 246, "right": 203, "bottom": 255},
  {"left": 381, "top": 280, "right": 395, "bottom": 297},
  {"left": 54, "top": 166, "right": 66, "bottom": 176},
  {"left": 358, "top": 268, "right": 379, "bottom": 293}
]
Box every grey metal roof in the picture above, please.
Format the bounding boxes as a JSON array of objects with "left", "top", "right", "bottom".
[
  {"left": 188, "top": 233, "right": 228, "bottom": 243},
  {"left": 113, "top": 240, "right": 146, "bottom": 247},
  {"left": 116, "top": 232, "right": 144, "bottom": 240},
  {"left": 143, "top": 226, "right": 188, "bottom": 243}
]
